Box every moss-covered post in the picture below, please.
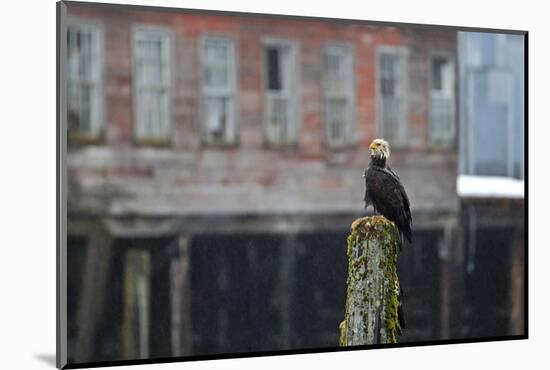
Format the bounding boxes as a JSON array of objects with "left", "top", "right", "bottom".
[{"left": 339, "top": 215, "right": 401, "bottom": 346}]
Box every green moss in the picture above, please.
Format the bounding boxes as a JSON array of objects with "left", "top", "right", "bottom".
[
  {"left": 339, "top": 320, "right": 347, "bottom": 346},
  {"left": 341, "top": 215, "right": 401, "bottom": 345}
]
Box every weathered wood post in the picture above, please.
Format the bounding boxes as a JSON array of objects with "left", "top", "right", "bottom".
[{"left": 339, "top": 215, "right": 401, "bottom": 346}]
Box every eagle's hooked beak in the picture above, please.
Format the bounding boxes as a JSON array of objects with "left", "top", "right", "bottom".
[{"left": 369, "top": 142, "right": 378, "bottom": 150}]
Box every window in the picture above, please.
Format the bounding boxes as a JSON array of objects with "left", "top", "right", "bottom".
[
  {"left": 200, "top": 35, "right": 237, "bottom": 145},
  {"left": 459, "top": 32, "right": 524, "bottom": 180},
  {"left": 465, "top": 69, "right": 519, "bottom": 177},
  {"left": 133, "top": 26, "right": 171, "bottom": 143},
  {"left": 67, "top": 22, "right": 103, "bottom": 139},
  {"left": 323, "top": 44, "right": 354, "bottom": 148},
  {"left": 377, "top": 48, "right": 407, "bottom": 147},
  {"left": 429, "top": 54, "right": 455, "bottom": 147},
  {"left": 263, "top": 40, "right": 297, "bottom": 146}
]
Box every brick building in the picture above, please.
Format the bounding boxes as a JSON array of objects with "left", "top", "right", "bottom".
[{"left": 60, "top": 2, "right": 523, "bottom": 366}]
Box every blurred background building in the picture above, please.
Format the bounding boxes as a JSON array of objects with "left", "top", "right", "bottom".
[{"left": 62, "top": 2, "right": 525, "bottom": 364}]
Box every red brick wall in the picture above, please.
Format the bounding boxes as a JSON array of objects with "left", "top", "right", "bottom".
[{"left": 66, "top": 4, "right": 458, "bottom": 217}]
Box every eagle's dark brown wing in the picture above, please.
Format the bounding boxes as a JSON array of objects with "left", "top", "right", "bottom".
[
  {"left": 363, "top": 170, "right": 372, "bottom": 208},
  {"left": 365, "top": 166, "right": 412, "bottom": 242}
]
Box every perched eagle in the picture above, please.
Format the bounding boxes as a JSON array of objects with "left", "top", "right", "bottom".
[
  {"left": 363, "top": 138, "right": 412, "bottom": 247},
  {"left": 364, "top": 138, "right": 411, "bottom": 335}
]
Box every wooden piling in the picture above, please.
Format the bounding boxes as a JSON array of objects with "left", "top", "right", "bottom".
[{"left": 339, "top": 216, "right": 402, "bottom": 345}]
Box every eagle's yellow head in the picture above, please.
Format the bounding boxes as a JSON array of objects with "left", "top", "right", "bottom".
[{"left": 369, "top": 138, "right": 390, "bottom": 160}]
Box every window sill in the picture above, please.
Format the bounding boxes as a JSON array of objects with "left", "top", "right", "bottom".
[
  {"left": 135, "top": 138, "right": 172, "bottom": 147},
  {"left": 264, "top": 140, "right": 299, "bottom": 150},
  {"left": 68, "top": 133, "right": 104, "bottom": 146},
  {"left": 428, "top": 142, "right": 455, "bottom": 151},
  {"left": 202, "top": 138, "right": 238, "bottom": 149},
  {"left": 325, "top": 141, "right": 356, "bottom": 152}
]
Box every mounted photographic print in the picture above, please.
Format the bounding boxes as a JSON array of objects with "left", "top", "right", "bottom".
[{"left": 56, "top": 1, "right": 527, "bottom": 368}]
